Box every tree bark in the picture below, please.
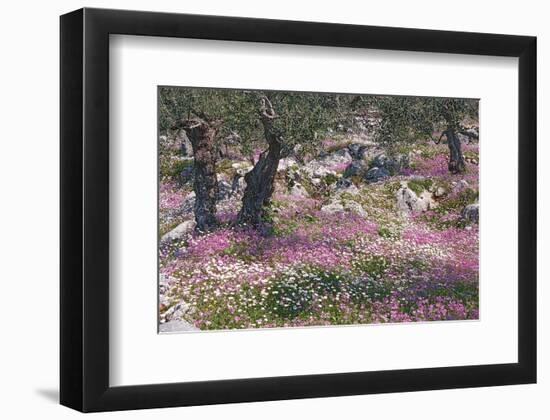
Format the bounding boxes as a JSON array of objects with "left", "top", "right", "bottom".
[
  {"left": 443, "top": 127, "right": 466, "bottom": 174},
  {"left": 182, "top": 117, "right": 221, "bottom": 232},
  {"left": 237, "top": 97, "right": 282, "bottom": 228}
]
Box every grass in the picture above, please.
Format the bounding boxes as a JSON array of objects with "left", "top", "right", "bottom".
[
  {"left": 159, "top": 156, "right": 193, "bottom": 180},
  {"left": 407, "top": 177, "right": 433, "bottom": 195}
]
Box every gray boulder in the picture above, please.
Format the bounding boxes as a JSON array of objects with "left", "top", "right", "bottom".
[
  {"left": 334, "top": 178, "right": 360, "bottom": 196},
  {"left": 343, "top": 200, "right": 367, "bottom": 217},
  {"left": 159, "top": 320, "right": 199, "bottom": 333},
  {"left": 335, "top": 177, "right": 353, "bottom": 189},
  {"left": 347, "top": 143, "right": 369, "bottom": 160},
  {"left": 231, "top": 173, "right": 246, "bottom": 195},
  {"left": 327, "top": 148, "right": 353, "bottom": 163},
  {"left": 177, "top": 131, "right": 193, "bottom": 157},
  {"left": 462, "top": 127, "right": 479, "bottom": 141},
  {"left": 461, "top": 203, "right": 479, "bottom": 224},
  {"left": 321, "top": 199, "right": 366, "bottom": 217},
  {"left": 343, "top": 161, "right": 367, "bottom": 178},
  {"left": 217, "top": 180, "right": 233, "bottom": 200},
  {"left": 364, "top": 167, "right": 390, "bottom": 183},
  {"left": 162, "top": 302, "right": 193, "bottom": 322},
  {"left": 321, "top": 201, "right": 345, "bottom": 214},
  {"left": 160, "top": 220, "right": 196, "bottom": 244},
  {"left": 396, "top": 186, "right": 436, "bottom": 213},
  {"left": 300, "top": 148, "right": 351, "bottom": 180},
  {"left": 434, "top": 186, "right": 447, "bottom": 198},
  {"left": 370, "top": 153, "right": 409, "bottom": 175},
  {"left": 370, "top": 153, "right": 390, "bottom": 169}
]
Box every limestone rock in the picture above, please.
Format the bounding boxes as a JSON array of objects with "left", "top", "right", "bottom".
[
  {"left": 434, "top": 186, "right": 447, "bottom": 198},
  {"left": 162, "top": 301, "right": 193, "bottom": 321},
  {"left": 342, "top": 200, "right": 367, "bottom": 217},
  {"left": 321, "top": 199, "right": 366, "bottom": 217},
  {"left": 321, "top": 202, "right": 345, "bottom": 214},
  {"left": 396, "top": 186, "right": 436, "bottom": 213},
  {"left": 160, "top": 220, "right": 196, "bottom": 243},
  {"left": 334, "top": 177, "right": 360, "bottom": 195},
  {"left": 159, "top": 320, "right": 199, "bottom": 333}
]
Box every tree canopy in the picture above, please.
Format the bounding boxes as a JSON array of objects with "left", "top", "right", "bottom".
[
  {"left": 372, "top": 96, "right": 479, "bottom": 144},
  {"left": 159, "top": 87, "right": 353, "bottom": 158}
]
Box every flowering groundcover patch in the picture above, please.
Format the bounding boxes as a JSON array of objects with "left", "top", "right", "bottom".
[{"left": 158, "top": 88, "right": 479, "bottom": 332}]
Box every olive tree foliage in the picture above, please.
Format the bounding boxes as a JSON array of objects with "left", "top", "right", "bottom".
[
  {"left": 159, "top": 87, "right": 259, "bottom": 149},
  {"left": 367, "top": 96, "right": 479, "bottom": 173}
]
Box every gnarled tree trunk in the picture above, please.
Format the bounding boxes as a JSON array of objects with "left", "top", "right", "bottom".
[
  {"left": 182, "top": 117, "right": 221, "bottom": 232},
  {"left": 237, "top": 97, "right": 282, "bottom": 228},
  {"left": 442, "top": 127, "right": 466, "bottom": 174}
]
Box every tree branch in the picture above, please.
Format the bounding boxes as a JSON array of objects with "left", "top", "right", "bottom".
[{"left": 433, "top": 131, "right": 446, "bottom": 145}]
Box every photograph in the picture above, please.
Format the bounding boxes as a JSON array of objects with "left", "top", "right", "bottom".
[
  {"left": 0, "top": 0, "right": 542, "bottom": 416},
  {"left": 158, "top": 87, "right": 480, "bottom": 333}
]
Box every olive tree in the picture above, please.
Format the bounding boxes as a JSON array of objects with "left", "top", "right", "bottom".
[
  {"left": 159, "top": 87, "right": 256, "bottom": 231},
  {"left": 160, "top": 87, "right": 350, "bottom": 231},
  {"left": 372, "top": 96, "right": 479, "bottom": 174},
  {"left": 236, "top": 91, "right": 345, "bottom": 228}
]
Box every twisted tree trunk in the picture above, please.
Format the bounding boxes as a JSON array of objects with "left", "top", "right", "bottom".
[
  {"left": 237, "top": 97, "right": 282, "bottom": 228},
  {"left": 439, "top": 127, "right": 466, "bottom": 174},
  {"left": 182, "top": 117, "right": 221, "bottom": 232}
]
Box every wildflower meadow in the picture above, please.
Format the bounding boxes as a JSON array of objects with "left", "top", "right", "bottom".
[{"left": 158, "top": 88, "right": 479, "bottom": 332}]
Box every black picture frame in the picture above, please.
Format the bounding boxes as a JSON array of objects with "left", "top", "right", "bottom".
[{"left": 60, "top": 7, "right": 537, "bottom": 412}]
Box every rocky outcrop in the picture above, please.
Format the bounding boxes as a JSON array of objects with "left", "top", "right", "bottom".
[
  {"left": 343, "top": 161, "right": 368, "bottom": 178},
  {"left": 320, "top": 201, "right": 344, "bottom": 214},
  {"left": 347, "top": 143, "right": 369, "bottom": 160},
  {"left": 159, "top": 300, "right": 199, "bottom": 332},
  {"left": 159, "top": 320, "right": 199, "bottom": 333},
  {"left": 321, "top": 199, "right": 366, "bottom": 217},
  {"left": 334, "top": 178, "right": 360, "bottom": 195},
  {"left": 396, "top": 185, "right": 436, "bottom": 213},
  {"left": 364, "top": 167, "right": 390, "bottom": 183},
  {"left": 302, "top": 149, "right": 352, "bottom": 180},
  {"left": 342, "top": 200, "right": 367, "bottom": 217},
  {"left": 342, "top": 152, "right": 409, "bottom": 183},
  {"left": 370, "top": 153, "right": 410, "bottom": 175},
  {"left": 161, "top": 301, "right": 193, "bottom": 322}
]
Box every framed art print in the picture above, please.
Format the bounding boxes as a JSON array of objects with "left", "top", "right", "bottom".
[{"left": 60, "top": 8, "right": 536, "bottom": 412}]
